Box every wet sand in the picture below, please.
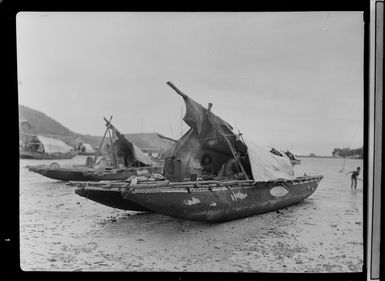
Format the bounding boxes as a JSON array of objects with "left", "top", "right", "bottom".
[{"left": 20, "top": 156, "right": 363, "bottom": 272}]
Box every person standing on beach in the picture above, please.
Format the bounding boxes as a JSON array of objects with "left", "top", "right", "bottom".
[{"left": 346, "top": 167, "right": 361, "bottom": 189}]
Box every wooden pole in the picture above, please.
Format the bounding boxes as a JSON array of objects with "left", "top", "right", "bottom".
[
  {"left": 217, "top": 126, "right": 250, "bottom": 180},
  {"left": 181, "top": 106, "right": 183, "bottom": 136},
  {"left": 93, "top": 115, "right": 113, "bottom": 162},
  {"left": 167, "top": 81, "right": 187, "bottom": 99},
  {"left": 207, "top": 108, "right": 249, "bottom": 180},
  {"left": 167, "top": 81, "right": 249, "bottom": 180}
]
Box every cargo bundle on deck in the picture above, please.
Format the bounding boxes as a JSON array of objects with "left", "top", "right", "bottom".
[{"left": 70, "top": 81, "right": 323, "bottom": 222}]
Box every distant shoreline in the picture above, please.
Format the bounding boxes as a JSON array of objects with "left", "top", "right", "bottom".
[{"left": 297, "top": 155, "right": 363, "bottom": 159}]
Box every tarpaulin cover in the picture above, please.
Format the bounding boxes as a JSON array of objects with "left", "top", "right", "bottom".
[
  {"left": 36, "top": 135, "right": 73, "bottom": 154},
  {"left": 169, "top": 84, "right": 294, "bottom": 181},
  {"left": 243, "top": 137, "right": 295, "bottom": 181}
]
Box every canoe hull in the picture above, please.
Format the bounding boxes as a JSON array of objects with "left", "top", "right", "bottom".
[
  {"left": 20, "top": 151, "right": 77, "bottom": 160},
  {"left": 28, "top": 166, "right": 162, "bottom": 182},
  {"left": 122, "top": 176, "right": 322, "bottom": 222},
  {"left": 75, "top": 186, "right": 151, "bottom": 212}
]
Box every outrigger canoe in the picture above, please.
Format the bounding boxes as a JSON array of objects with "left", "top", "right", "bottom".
[
  {"left": 120, "top": 176, "right": 323, "bottom": 222},
  {"left": 27, "top": 118, "right": 161, "bottom": 182},
  {"left": 68, "top": 82, "right": 323, "bottom": 222},
  {"left": 69, "top": 175, "right": 322, "bottom": 222}
]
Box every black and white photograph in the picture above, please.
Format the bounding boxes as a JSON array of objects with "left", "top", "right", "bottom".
[{"left": 17, "top": 11, "right": 367, "bottom": 273}]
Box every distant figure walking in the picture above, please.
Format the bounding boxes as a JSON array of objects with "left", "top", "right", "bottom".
[{"left": 346, "top": 167, "right": 361, "bottom": 189}]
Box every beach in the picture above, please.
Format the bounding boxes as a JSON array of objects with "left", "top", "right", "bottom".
[{"left": 19, "top": 156, "right": 363, "bottom": 272}]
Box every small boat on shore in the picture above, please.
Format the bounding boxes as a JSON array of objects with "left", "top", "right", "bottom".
[
  {"left": 27, "top": 118, "right": 162, "bottom": 181},
  {"left": 77, "top": 143, "right": 96, "bottom": 156},
  {"left": 20, "top": 133, "right": 77, "bottom": 160}
]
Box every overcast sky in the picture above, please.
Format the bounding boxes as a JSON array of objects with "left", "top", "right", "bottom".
[{"left": 17, "top": 12, "right": 363, "bottom": 156}]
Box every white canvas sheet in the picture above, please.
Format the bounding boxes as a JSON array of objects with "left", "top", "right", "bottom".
[{"left": 243, "top": 137, "right": 295, "bottom": 182}]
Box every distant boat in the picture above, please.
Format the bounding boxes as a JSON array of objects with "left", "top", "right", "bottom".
[
  {"left": 27, "top": 118, "right": 162, "bottom": 181},
  {"left": 77, "top": 143, "right": 96, "bottom": 156},
  {"left": 20, "top": 133, "right": 77, "bottom": 159}
]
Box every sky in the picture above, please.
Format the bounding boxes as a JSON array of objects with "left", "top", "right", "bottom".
[{"left": 17, "top": 12, "right": 364, "bottom": 156}]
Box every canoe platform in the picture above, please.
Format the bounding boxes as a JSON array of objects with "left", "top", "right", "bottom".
[
  {"left": 69, "top": 175, "right": 323, "bottom": 222},
  {"left": 122, "top": 175, "right": 323, "bottom": 222}
]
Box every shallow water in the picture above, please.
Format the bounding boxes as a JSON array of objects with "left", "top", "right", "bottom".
[{"left": 20, "top": 155, "right": 363, "bottom": 272}]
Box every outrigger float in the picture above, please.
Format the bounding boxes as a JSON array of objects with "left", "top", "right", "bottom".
[
  {"left": 27, "top": 118, "right": 162, "bottom": 181},
  {"left": 70, "top": 81, "right": 322, "bottom": 222},
  {"left": 70, "top": 180, "right": 152, "bottom": 212}
]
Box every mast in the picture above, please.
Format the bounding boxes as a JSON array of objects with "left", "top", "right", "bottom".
[
  {"left": 180, "top": 105, "right": 183, "bottom": 137},
  {"left": 207, "top": 105, "right": 249, "bottom": 180},
  {"left": 93, "top": 115, "right": 113, "bottom": 162},
  {"left": 166, "top": 81, "right": 250, "bottom": 180}
]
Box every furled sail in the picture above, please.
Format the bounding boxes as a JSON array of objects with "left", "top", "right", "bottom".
[
  {"left": 166, "top": 81, "right": 294, "bottom": 182},
  {"left": 104, "top": 118, "right": 156, "bottom": 167}
]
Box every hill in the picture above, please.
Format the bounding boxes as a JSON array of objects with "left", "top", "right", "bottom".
[
  {"left": 19, "top": 105, "right": 102, "bottom": 148},
  {"left": 19, "top": 105, "right": 75, "bottom": 137},
  {"left": 18, "top": 105, "right": 175, "bottom": 153}
]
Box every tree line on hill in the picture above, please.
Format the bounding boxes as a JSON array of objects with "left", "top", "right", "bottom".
[{"left": 332, "top": 147, "right": 363, "bottom": 159}]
